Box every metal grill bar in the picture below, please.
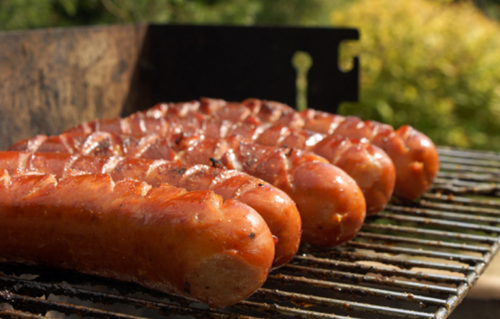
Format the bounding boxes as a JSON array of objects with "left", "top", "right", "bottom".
[
  {"left": 437, "top": 172, "right": 500, "bottom": 184},
  {"left": 292, "top": 255, "right": 466, "bottom": 284},
  {"left": 361, "top": 223, "right": 498, "bottom": 243},
  {"left": 235, "top": 300, "right": 360, "bottom": 319},
  {"left": 318, "top": 251, "right": 471, "bottom": 272},
  {"left": 355, "top": 232, "right": 490, "bottom": 253},
  {"left": 434, "top": 239, "right": 500, "bottom": 319},
  {"left": 0, "top": 309, "right": 47, "bottom": 319},
  {"left": 439, "top": 156, "right": 500, "bottom": 168},
  {"left": 385, "top": 205, "right": 500, "bottom": 223},
  {"left": 245, "top": 290, "right": 435, "bottom": 319},
  {"left": 438, "top": 171, "right": 500, "bottom": 181},
  {"left": 437, "top": 146, "right": 500, "bottom": 160},
  {"left": 0, "top": 276, "right": 259, "bottom": 319},
  {"left": 373, "top": 212, "right": 500, "bottom": 234},
  {"left": 0, "top": 290, "right": 149, "bottom": 319},
  {"left": 431, "top": 181, "right": 500, "bottom": 195},
  {"left": 418, "top": 200, "right": 500, "bottom": 217},
  {"left": 278, "top": 264, "right": 459, "bottom": 294},
  {"left": 344, "top": 242, "right": 483, "bottom": 263},
  {"left": 422, "top": 193, "right": 500, "bottom": 209},
  {"left": 433, "top": 175, "right": 500, "bottom": 188},
  {"left": 434, "top": 177, "right": 499, "bottom": 188},
  {"left": 439, "top": 163, "right": 499, "bottom": 174},
  {"left": 266, "top": 274, "right": 447, "bottom": 306}
]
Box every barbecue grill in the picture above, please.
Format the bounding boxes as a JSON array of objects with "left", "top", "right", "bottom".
[{"left": 1, "top": 24, "right": 499, "bottom": 319}]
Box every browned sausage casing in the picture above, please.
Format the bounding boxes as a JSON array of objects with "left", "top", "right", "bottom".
[
  {"left": 228, "top": 123, "right": 394, "bottom": 214},
  {"left": 0, "top": 151, "right": 300, "bottom": 267},
  {"left": 65, "top": 105, "right": 394, "bottom": 214},
  {"left": 0, "top": 170, "right": 275, "bottom": 308},
  {"left": 10, "top": 133, "right": 366, "bottom": 247},
  {"left": 197, "top": 98, "right": 439, "bottom": 200}
]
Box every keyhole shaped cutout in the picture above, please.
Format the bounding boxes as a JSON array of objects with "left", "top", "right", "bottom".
[{"left": 292, "top": 51, "right": 313, "bottom": 111}]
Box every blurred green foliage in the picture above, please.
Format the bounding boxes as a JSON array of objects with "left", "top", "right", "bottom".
[
  {"left": 473, "top": 0, "right": 500, "bottom": 20},
  {"left": 0, "top": 0, "right": 338, "bottom": 31},
  {"left": 333, "top": 0, "right": 500, "bottom": 150}
]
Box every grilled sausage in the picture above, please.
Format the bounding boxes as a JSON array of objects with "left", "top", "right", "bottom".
[
  {"left": 233, "top": 124, "right": 395, "bottom": 214},
  {"left": 10, "top": 133, "right": 366, "bottom": 247},
  {"left": 0, "top": 170, "right": 275, "bottom": 308},
  {"left": 0, "top": 151, "right": 300, "bottom": 267},
  {"left": 199, "top": 98, "right": 439, "bottom": 200},
  {"left": 65, "top": 106, "right": 394, "bottom": 214},
  {"left": 296, "top": 110, "right": 438, "bottom": 200}
]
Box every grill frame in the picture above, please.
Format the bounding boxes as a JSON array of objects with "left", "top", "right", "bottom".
[{"left": 1, "top": 146, "right": 499, "bottom": 319}]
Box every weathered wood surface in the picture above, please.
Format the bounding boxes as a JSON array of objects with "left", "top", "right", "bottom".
[{"left": 0, "top": 24, "right": 147, "bottom": 150}]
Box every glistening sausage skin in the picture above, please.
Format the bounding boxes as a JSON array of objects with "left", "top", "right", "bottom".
[
  {"left": 0, "top": 170, "right": 275, "bottom": 308},
  {"left": 10, "top": 133, "right": 366, "bottom": 247},
  {"left": 0, "top": 151, "right": 301, "bottom": 267},
  {"left": 64, "top": 105, "right": 394, "bottom": 214},
  {"left": 201, "top": 98, "right": 439, "bottom": 200}
]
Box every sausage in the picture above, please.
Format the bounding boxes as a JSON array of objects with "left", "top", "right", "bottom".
[
  {"left": 232, "top": 123, "right": 395, "bottom": 214},
  {"left": 200, "top": 97, "right": 302, "bottom": 128},
  {"left": 170, "top": 134, "right": 366, "bottom": 247},
  {"left": 10, "top": 133, "right": 366, "bottom": 247},
  {"left": 64, "top": 106, "right": 393, "bottom": 214},
  {"left": 0, "top": 151, "right": 300, "bottom": 267},
  {"left": 199, "top": 98, "right": 439, "bottom": 200},
  {"left": 0, "top": 170, "right": 275, "bottom": 308},
  {"left": 295, "top": 110, "right": 438, "bottom": 200},
  {"left": 64, "top": 110, "right": 212, "bottom": 138}
]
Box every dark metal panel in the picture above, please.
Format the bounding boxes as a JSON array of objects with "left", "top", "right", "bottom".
[{"left": 140, "top": 25, "right": 359, "bottom": 113}]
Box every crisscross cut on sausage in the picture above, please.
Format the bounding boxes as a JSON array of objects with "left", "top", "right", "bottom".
[
  {"left": 0, "top": 170, "right": 275, "bottom": 308},
  {"left": 0, "top": 151, "right": 300, "bottom": 267},
  {"left": 65, "top": 102, "right": 393, "bottom": 213},
  {"left": 10, "top": 133, "right": 366, "bottom": 247}
]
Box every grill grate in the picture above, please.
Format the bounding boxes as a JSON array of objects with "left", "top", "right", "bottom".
[{"left": 1, "top": 146, "right": 500, "bottom": 319}]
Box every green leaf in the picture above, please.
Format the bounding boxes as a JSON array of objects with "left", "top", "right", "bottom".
[{"left": 59, "top": 0, "right": 77, "bottom": 16}]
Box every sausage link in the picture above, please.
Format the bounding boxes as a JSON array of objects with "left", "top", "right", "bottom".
[
  {"left": 0, "top": 170, "right": 275, "bottom": 308},
  {"left": 0, "top": 151, "right": 300, "bottom": 267},
  {"left": 10, "top": 133, "right": 366, "bottom": 247},
  {"left": 298, "top": 110, "right": 438, "bottom": 200},
  {"left": 65, "top": 105, "right": 393, "bottom": 213},
  {"left": 237, "top": 124, "right": 395, "bottom": 214},
  {"left": 199, "top": 98, "right": 439, "bottom": 200}
]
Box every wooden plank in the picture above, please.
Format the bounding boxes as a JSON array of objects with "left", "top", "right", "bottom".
[{"left": 0, "top": 24, "right": 147, "bottom": 150}]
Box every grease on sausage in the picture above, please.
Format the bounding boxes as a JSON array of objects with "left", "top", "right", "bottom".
[
  {"left": 0, "top": 170, "right": 275, "bottom": 308},
  {"left": 0, "top": 151, "right": 300, "bottom": 267},
  {"left": 10, "top": 133, "right": 366, "bottom": 247}
]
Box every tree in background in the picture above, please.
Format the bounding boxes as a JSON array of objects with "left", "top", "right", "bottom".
[
  {"left": 472, "top": 0, "right": 500, "bottom": 19},
  {"left": 333, "top": 0, "right": 500, "bottom": 150},
  {"left": 0, "top": 0, "right": 337, "bottom": 31}
]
